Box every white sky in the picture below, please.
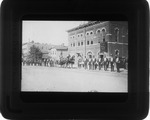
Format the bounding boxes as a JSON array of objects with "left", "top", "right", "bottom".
[{"left": 23, "top": 21, "right": 87, "bottom": 46}]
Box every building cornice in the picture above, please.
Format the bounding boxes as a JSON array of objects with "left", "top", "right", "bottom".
[
  {"left": 67, "top": 21, "right": 107, "bottom": 33},
  {"left": 107, "top": 42, "right": 128, "bottom": 45}
]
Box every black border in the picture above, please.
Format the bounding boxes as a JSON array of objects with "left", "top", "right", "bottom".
[{"left": 0, "top": 0, "right": 149, "bottom": 119}]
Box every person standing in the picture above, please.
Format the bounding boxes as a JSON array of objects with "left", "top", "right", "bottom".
[
  {"left": 44, "top": 59, "right": 46, "bottom": 66},
  {"left": 98, "top": 56, "right": 102, "bottom": 70},
  {"left": 84, "top": 56, "right": 88, "bottom": 69},
  {"left": 103, "top": 56, "right": 107, "bottom": 71},
  {"left": 116, "top": 56, "right": 120, "bottom": 72},
  {"left": 110, "top": 55, "right": 115, "bottom": 72},
  {"left": 106, "top": 58, "right": 109, "bottom": 70},
  {"left": 92, "top": 55, "right": 96, "bottom": 70},
  {"left": 95, "top": 57, "right": 98, "bottom": 70},
  {"left": 88, "top": 57, "right": 92, "bottom": 70}
]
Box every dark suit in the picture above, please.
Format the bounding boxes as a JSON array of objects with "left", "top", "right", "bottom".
[
  {"left": 98, "top": 58, "right": 102, "bottom": 70},
  {"left": 84, "top": 58, "right": 88, "bottom": 69}
]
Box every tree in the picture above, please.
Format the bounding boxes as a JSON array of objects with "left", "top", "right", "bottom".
[{"left": 28, "top": 45, "right": 43, "bottom": 63}]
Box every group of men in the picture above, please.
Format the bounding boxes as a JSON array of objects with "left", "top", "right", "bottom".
[
  {"left": 22, "top": 58, "right": 56, "bottom": 67},
  {"left": 22, "top": 54, "right": 127, "bottom": 73},
  {"left": 78, "top": 55, "right": 122, "bottom": 72}
]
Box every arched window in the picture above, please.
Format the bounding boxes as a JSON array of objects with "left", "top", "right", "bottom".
[
  {"left": 86, "top": 32, "right": 89, "bottom": 36},
  {"left": 96, "top": 29, "right": 101, "bottom": 34},
  {"left": 87, "top": 51, "right": 93, "bottom": 58},
  {"left": 90, "top": 31, "right": 93, "bottom": 35},
  {"left": 102, "top": 28, "right": 106, "bottom": 42},
  {"left": 114, "top": 28, "right": 119, "bottom": 42}
]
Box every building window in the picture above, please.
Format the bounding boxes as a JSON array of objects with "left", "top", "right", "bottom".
[
  {"left": 87, "top": 41, "right": 89, "bottom": 45},
  {"left": 73, "top": 43, "right": 75, "bottom": 47},
  {"left": 115, "top": 28, "right": 119, "bottom": 42},
  {"left": 71, "top": 43, "right": 72, "bottom": 47},
  {"left": 86, "top": 32, "right": 89, "bottom": 36},
  {"left": 90, "top": 31, "right": 93, "bottom": 35},
  {"left": 81, "top": 42, "right": 83, "bottom": 46},
  {"left": 91, "top": 41, "right": 93, "bottom": 44},
  {"left": 78, "top": 34, "right": 80, "bottom": 37},
  {"left": 78, "top": 42, "right": 80, "bottom": 46},
  {"left": 102, "top": 28, "right": 106, "bottom": 42},
  {"left": 96, "top": 29, "right": 101, "bottom": 34},
  {"left": 81, "top": 33, "right": 83, "bottom": 37}
]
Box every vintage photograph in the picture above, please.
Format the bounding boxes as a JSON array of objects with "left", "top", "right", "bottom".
[{"left": 22, "top": 21, "right": 128, "bottom": 92}]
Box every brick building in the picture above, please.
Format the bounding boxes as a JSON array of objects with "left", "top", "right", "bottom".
[{"left": 67, "top": 21, "right": 128, "bottom": 60}]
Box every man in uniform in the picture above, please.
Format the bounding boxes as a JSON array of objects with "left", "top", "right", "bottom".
[
  {"left": 92, "top": 55, "right": 96, "bottom": 70},
  {"left": 116, "top": 56, "right": 120, "bottom": 72},
  {"left": 88, "top": 57, "right": 92, "bottom": 70},
  {"left": 98, "top": 56, "right": 102, "bottom": 70},
  {"left": 110, "top": 54, "right": 115, "bottom": 72},
  {"left": 84, "top": 56, "right": 88, "bottom": 69},
  {"left": 103, "top": 56, "right": 108, "bottom": 71}
]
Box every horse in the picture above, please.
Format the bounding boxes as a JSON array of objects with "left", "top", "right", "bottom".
[
  {"left": 67, "top": 55, "right": 75, "bottom": 68},
  {"left": 59, "top": 55, "right": 75, "bottom": 68},
  {"left": 59, "top": 57, "right": 67, "bottom": 68}
]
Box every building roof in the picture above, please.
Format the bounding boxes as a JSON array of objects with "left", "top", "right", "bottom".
[
  {"left": 67, "top": 21, "right": 104, "bottom": 32},
  {"left": 41, "top": 50, "right": 49, "bottom": 54},
  {"left": 52, "top": 45, "right": 68, "bottom": 50},
  {"left": 42, "top": 54, "right": 50, "bottom": 59}
]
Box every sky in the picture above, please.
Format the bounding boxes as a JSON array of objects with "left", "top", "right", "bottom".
[{"left": 23, "top": 21, "right": 87, "bottom": 46}]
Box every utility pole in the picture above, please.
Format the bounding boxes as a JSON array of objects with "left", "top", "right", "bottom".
[{"left": 84, "top": 23, "right": 86, "bottom": 58}]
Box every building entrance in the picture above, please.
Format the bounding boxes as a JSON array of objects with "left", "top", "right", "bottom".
[
  {"left": 100, "top": 55, "right": 104, "bottom": 59},
  {"left": 87, "top": 52, "right": 93, "bottom": 58},
  {"left": 98, "top": 52, "right": 104, "bottom": 59}
]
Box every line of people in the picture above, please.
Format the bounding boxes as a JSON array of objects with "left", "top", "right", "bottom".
[
  {"left": 22, "top": 55, "right": 127, "bottom": 73},
  {"left": 22, "top": 58, "right": 56, "bottom": 67},
  {"left": 78, "top": 55, "right": 127, "bottom": 72}
]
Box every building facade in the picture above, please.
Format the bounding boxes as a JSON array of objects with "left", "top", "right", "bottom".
[
  {"left": 67, "top": 21, "right": 128, "bottom": 60},
  {"left": 50, "top": 45, "right": 68, "bottom": 60}
]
